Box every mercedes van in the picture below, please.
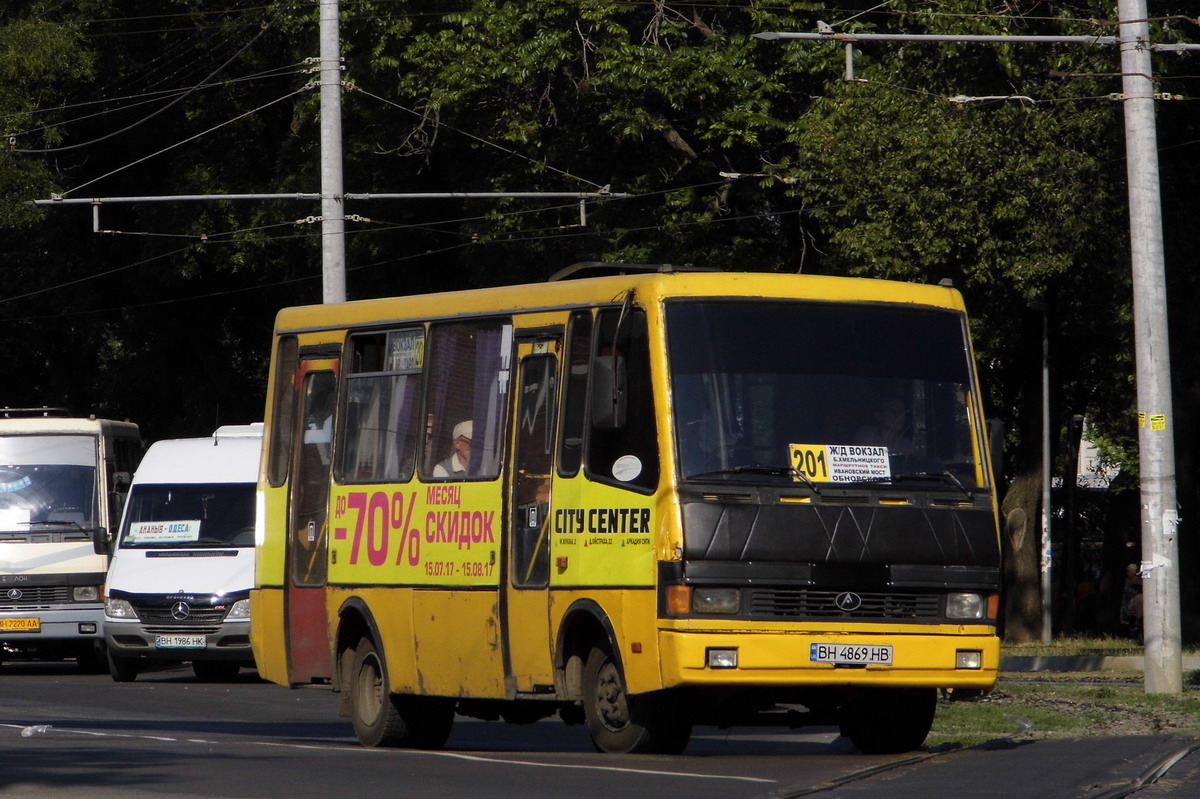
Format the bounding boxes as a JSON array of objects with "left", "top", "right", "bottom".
[{"left": 102, "top": 424, "right": 261, "bottom": 681}]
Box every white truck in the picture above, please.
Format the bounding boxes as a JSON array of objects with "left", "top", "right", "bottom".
[
  {"left": 101, "top": 424, "right": 262, "bottom": 681},
  {"left": 0, "top": 410, "right": 141, "bottom": 670}
]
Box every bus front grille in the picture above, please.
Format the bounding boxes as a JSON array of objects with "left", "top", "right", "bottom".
[
  {"left": 0, "top": 586, "right": 73, "bottom": 607},
  {"left": 748, "top": 588, "right": 942, "bottom": 621}
]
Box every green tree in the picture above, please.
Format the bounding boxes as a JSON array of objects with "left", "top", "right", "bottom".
[{"left": 5, "top": 1, "right": 1198, "bottom": 641}]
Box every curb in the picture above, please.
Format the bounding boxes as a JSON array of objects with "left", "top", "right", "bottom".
[{"left": 1000, "top": 655, "right": 1200, "bottom": 672}]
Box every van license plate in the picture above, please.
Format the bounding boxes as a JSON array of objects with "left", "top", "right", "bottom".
[
  {"left": 0, "top": 617, "right": 40, "bottom": 632},
  {"left": 810, "top": 643, "right": 893, "bottom": 665},
  {"left": 156, "top": 634, "right": 206, "bottom": 649}
]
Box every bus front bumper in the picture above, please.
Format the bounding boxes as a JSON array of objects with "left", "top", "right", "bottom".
[{"left": 658, "top": 627, "right": 1000, "bottom": 690}]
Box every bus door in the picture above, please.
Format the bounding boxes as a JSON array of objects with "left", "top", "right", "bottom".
[
  {"left": 286, "top": 356, "right": 339, "bottom": 683},
  {"left": 504, "top": 337, "right": 559, "bottom": 693}
]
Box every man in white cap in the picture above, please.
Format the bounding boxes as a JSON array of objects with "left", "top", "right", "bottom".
[{"left": 433, "top": 420, "right": 472, "bottom": 477}]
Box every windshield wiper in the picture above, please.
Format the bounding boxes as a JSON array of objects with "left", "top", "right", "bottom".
[
  {"left": 687, "top": 465, "right": 821, "bottom": 494},
  {"left": 25, "top": 519, "right": 87, "bottom": 531},
  {"left": 862, "top": 470, "right": 974, "bottom": 499}
]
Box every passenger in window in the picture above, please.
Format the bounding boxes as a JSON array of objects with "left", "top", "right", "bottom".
[{"left": 433, "top": 420, "right": 472, "bottom": 478}]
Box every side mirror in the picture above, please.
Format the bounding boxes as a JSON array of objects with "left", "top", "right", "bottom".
[
  {"left": 91, "top": 526, "right": 111, "bottom": 556},
  {"left": 112, "top": 471, "right": 132, "bottom": 492}
]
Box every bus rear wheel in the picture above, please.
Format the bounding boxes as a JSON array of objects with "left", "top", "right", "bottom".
[
  {"left": 839, "top": 687, "right": 937, "bottom": 754},
  {"left": 582, "top": 645, "right": 691, "bottom": 754},
  {"left": 349, "top": 637, "right": 454, "bottom": 749}
]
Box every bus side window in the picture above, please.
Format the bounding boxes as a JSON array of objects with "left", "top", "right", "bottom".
[
  {"left": 557, "top": 310, "right": 592, "bottom": 477},
  {"left": 586, "top": 308, "right": 658, "bottom": 492},
  {"left": 421, "top": 319, "right": 511, "bottom": 481},
  {"left": 337, "top": 329, "right": 424, "bottom": 483}
]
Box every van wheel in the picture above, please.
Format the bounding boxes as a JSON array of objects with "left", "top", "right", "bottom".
[
  {"left": 107, "top": 651, "right": 139, "bottom": 683},
  {"left": 582, "top": 645, "right": 691, "bottom": 754},
  {"left": 193, "top": 660, "right": 241, "bottom": 682},
  {"left": 349, "top": 637, "right": 454, "bottom": 749}
]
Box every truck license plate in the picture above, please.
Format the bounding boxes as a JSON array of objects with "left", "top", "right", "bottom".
[{"left": 0, "top": 617, "right": 40, "bottom": 632}]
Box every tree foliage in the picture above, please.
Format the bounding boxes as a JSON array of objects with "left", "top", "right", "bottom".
[{"left": 2, "top": 1, "right": 1199, "bottom": 634}]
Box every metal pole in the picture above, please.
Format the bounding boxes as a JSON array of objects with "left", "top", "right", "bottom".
[
  {"left": 1117, "top": 0, "right": 1181, "bottom": 694},
  {"left": 319, "top": 0, "right": 346, "bottom": 304},
  {"left": 1040, "top": 305, "right": 1053, "bottom": 643}
]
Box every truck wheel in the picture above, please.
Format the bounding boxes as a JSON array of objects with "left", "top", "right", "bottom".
[{"left": 76, "top": 642, "right": 108, "bottom": 674}]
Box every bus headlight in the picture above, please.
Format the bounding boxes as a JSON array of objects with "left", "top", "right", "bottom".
[
  {"left": 692, "top": 588, "right": 740, "bottom": 614},
  {"left": 73, "top": 586, "right": 100, "bottom": 602},
  {"left": 105, "top": 598, "right": 138, "bottom": 620},
  {"left": 225, "top": 599, "right": 251, "bottom": 621},
  {"left": 946, "top": 592, "right": 985, "bottom": 620}
]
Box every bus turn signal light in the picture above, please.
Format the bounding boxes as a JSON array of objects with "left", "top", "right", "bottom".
[{"left": 667, "top": 585, "right": 691, "bottom": 615}]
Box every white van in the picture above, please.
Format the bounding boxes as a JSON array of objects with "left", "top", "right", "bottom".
[{"left": 102, "top": 424, "right": 262, "bottom": 682}]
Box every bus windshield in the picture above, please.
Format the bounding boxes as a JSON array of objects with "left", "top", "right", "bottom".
[
  {"left": 666, "top": 300, "right": 985, "bottom": 488},
  {"left": 0, "top": 435, "right": 100, "bottom": 533},
  {"left": 119, "top": 483, "right": 256, "bottom": 549}
]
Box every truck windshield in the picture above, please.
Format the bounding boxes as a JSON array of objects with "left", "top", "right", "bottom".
[
  {"left": 0, "top": 435, "right": 100, "bottom": 532},
  {"left": 119, "top": 483, "right": 256, "bottom": 548},
  {"left": 666, "top": 300, "right": 986, "bottom": 489}
]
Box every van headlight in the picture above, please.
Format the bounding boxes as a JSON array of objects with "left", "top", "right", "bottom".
[
  {"left": 946, "top": 592, "right": 985, "bottom": 620},
  {"left": 105, "top": 598, "right": 138, "bottom": 620},
  {"left": 225, "top": 599, "right": 251, "bottom": 621}
]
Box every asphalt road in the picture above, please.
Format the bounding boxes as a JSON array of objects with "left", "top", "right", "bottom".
[{"left": 1, "top": 661, "right": 1198, "bottom": 799}]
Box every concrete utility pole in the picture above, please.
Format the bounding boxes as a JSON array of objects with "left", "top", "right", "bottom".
[
  {"left": 1039, "top": 303, "right": 1053, "bottom": 644},
  {"left": 319, "top": 0, "right": 346, "bottom": 304},
  {"left": 1117, "top": 0, "right": 1181, "bottom": 694}
]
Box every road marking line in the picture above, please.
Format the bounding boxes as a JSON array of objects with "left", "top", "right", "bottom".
[{"left": 3, "top": 724, "right": 775, "bottom": 784}]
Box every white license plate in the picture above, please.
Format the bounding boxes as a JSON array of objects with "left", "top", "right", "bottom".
[
  {"left": 810, "top": 642, "right": 893, "bottom": 665},
  {"left": 155, "top": 634, "right": 206, "bottom": 649}
]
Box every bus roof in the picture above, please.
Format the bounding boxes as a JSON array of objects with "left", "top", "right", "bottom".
[{"left": 273, "top": 269, "right": 967, "bottom": 336}]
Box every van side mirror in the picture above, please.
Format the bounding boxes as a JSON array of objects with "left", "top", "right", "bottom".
[
  {"left": 92, "top": 526, "right": 111, "bottom": 556},
  {"left": 112, "top": 471, "right": 132, "bottom": 491}
]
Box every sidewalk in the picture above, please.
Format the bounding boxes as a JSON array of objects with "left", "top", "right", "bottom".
[{"left": 1001, "top": 654, "right": 1200, "bottom": 672}]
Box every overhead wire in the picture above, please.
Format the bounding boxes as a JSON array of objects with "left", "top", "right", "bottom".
[
  {"left": 60, "top": 85, "right": 311, "bottom": 197},
  {"left": 11, "top": 3, "right": 291, "bottom": 154},
  {"left": 349, "top": 86, "right": 609, "bottom": 192},
  {"left": 5, "top": 64, "right": 309, "bottom": 140}
]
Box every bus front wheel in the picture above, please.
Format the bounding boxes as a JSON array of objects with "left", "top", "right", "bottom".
[
  {"left": 839, "top": 687, "right": 937, "bottom": 754},
  {"left": 349, "top": 637, "right": 454, "bottom": 749},
  {"left": 582, "top": 645, "right": 691, "bottom": 754}
]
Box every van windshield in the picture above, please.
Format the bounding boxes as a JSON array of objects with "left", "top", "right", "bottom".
[
  {"left": 119, "top": 483, "right": 256, "bottom": 548},
  {"left": 0, "top": 435, "right": 100, "bottom": 533}
]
